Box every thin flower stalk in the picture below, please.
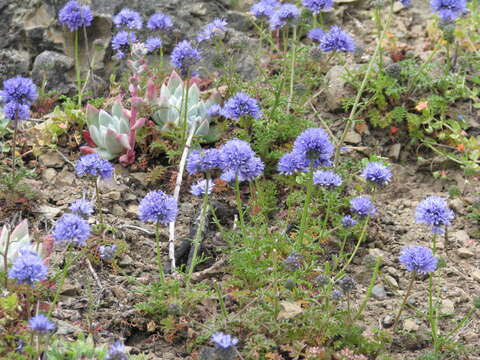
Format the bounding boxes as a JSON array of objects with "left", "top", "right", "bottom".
[
  {"left": 287, "top": 25, "right": 297, "bottom": 112},
  {"left": 155, "top": 222, "right": 165, "bottom": 283},
  {"left": 393, "top": 271, "right": 416, "bottom": 329},
  {"left": 234, "top": 175, "right": 245, "bottom": 232},
  {"left": 297, "top": 164, "right": 315, "bottom": 247}
]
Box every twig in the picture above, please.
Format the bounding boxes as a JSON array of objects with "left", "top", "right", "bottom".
[
  {"left": 86, "top": 258, "right": 103, "bottom": 291},
  {"left": 118, "top": 223, "right": 154, "bottom": 235},
  {"left": 191, "top": 256, "right": 227, "bottom": 283},
  {"left": 310, "top": 103, "right": 337, "bottom": 144},
  {"left": 55, "top": 149, "right": 75, "bottom": 168}
]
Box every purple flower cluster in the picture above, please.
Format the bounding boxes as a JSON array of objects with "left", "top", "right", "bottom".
[
  {"left": 313, "top": 170, "right": 342, "bottom": 189},
  {"left": 147, "top": 13, "right": 173, "bottom": 31},
  {"left": 113, "top": 8, "right": 143, "bottom": 30},
  {"left": 106, "top": 341, "right": 127, "bottom": 360},
  {"left": 430, "top": 0, "right": 467, "bottom": 22},
  {"left": 399, "top": 246, "right": 437, "bottom": 274},
  {"left": 53, "top": 214, "right": 91, "bottom": 246},
  {"left": 8, "top": 249, "right": 48, "bottom": 287},
  {"left": 211, "top": 332, "right": 239, "bottom": 349},
  {"left": 308, "top": 28, "right": 326, "bottom": 43},
  {"left": 191, "top": 179, "right": 215, "bottom": 196},
  {"left": 145, "top": 37, "right": 163, "bottom": 53},
  {"left": 28, "top": 314, "right": 55, "bottom": 334},
  {"left": 361, "top": 161, "right": 392, "bottom": 187},
  {"left": 415, "top": 196, "right": 454, "bottom": 234},
  {"left": 187, "top": 149, "right": 222, "bottom": 175},
  {"left": 197, "top": 18, "right": 228, "bottom": 43},
  {"left": 219, "top": 139, "right": 264, "bottom": 182},
  {"left": 350, "top": 196, "right": 377, "bottom": 218},
  {"left": 222, "top": 92, "right": 262, "bottom": 121},
  {"left": 99, "top": 245, "right": 117, "bottom": 260},
  {"left": 3, "top": 102, "right": 30, "bottom": 122},
  {"left": 170, "top": 40, "right": 201, "bottom": 75},
  {"left": 342, "top": 215, "right": 357, "bottom": 227},
  {"left": 138, "top": 190, "right": 178, "bottom": 225},
  {"left": 269, "top": 4, "right": 300, "bottom": 30},
  {"left": 1, "top": 76, "right": 37, "bottom": 123},
  {"left": 75, "top": 153, "right": 114, "bottom": 180},
  {"left": 250, "top": 0, "right": 279, "bottom": 18},
  {"left": 58, "top": 0, "right": 93, "bottom": 32},
  {"left": 303, "top": 0, "right": 334, "bottom": 14},
  {"left": 69, "top": 199, "right": 93, "bottom": 217},
  {"left": 320, "top": 26, "right": 356, "bottom": 53},
  {"left": 207, "top": 104, "right": 223, "bottom": 118},
  {"left": 111, "top": 31, "right": 137, "bottom": 59}
]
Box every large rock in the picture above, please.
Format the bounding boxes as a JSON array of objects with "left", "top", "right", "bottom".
[
  {"left": 32, "top": 51, "right": 75, "bottom": 95},
  {"left": 0, "top": 49, "right": 30, "bottom": 82}
]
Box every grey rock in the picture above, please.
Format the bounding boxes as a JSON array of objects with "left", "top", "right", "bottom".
[
  {"left": 388, "top": 143, "right": 402, "bottom": 161},
  {"left": 55, "top": 320, "right": 83, "bottom": 336},
  {"left": 0, "top": 49, "right": 30, "bottom": 82},
  {"left": 38, "top": 152, "right": 65, "bottom": 168},
  {"left": 451, "top": 230, "right": 470, "bottom": 245},
  {"left": 32, "top": 51, "right": 74, "bottom": 95},
  {"left": 42, "top": 168, "right": 57, "bottom": 183},
  {"left": 324, "top": 65, "right": 360, "bottom": 110},
  {"left": 440, "top": 299, "right": 455, "bottom": 314},
  {"left": 403, "top": 318, "right": 419, "bottom": 332},
  {"left": 119, "top": 254, "right": 133, "bottom": 267},
  {"left": 457, "top": 247, "right": 474, "bottom": 259},
  {"left": 384, "top": 274, "right": 399, "bottom": 289},
  {"left": 344, "top": 131, "right": 362, "bottom": 145},
  {"left": 60, "top": 279, "right": 81, "bottom": 296},
  {"left": 382, "top": 315, "right": 394, "bottom": 328},
  {"left": 471, "top": 270, "right": 480, "bottom": 282},
  {"left": 372, "top": 284, "right": 387, "bottom": 300}
]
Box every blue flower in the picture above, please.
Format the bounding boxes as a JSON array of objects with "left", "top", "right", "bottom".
[
  {"left": 399, "top": 246, "right": 437, "bottom": 274},
  {"left": 211, "top": 332, "right": 239, "bottom": 349},
  {"left": 147, "top": 13, "right": 173, "bottom": 31},
  {"left": 250, "top": 0, "right": 279, "bottom": 18},
  {"left": 58, "top": 0, "right": 93, "bottom": 32},
  {"left": 170, "top": 40, "right": 201, "bottom": 75},
  {"left": 111, "top": 31, "right": 137, "bottom": 59},
  {"left": 400, "top": 0, "right": 411, "bottom": 7},
  {"left": 69, "top": 199, "right": 93, "bottom": 216},
  {"left": 220, "top": 139, "right": 264, "bottom": 182},
  {"left": 430, "top": 0, "right": 467, "bottom": 22},
  {"left": 28, "top": 314, "right": 55, "bottom": 334},
  {"left": 308, "top": 28, "right": 326, "bottom": 43},
  {"left": 186, "top": 149, "right": 222, "bottom": 175},
  {"left": 338, "top": 276, "right": 356, "bottom": 292},
  {"left": 1, "top": 76, "right": 37, "bottom": 105},
  {"left": 303, "top": 0, "right": 334, "bottom": 14},
  {"left": 4, "top": 101, "right": 30, "bottom": 122},
  {"left": 75, "top": 153, "right": 114, "bottom": 180},
  {"left": 277, "top": 152, "right": 309, "bottom": 175},
  {"left": 138, "top": 191, "right": 178, "bottom": 225},
  {"left": 99, "top": 245, "right": 117, "bottom": 260},
  {"left": 197, "top": 18, "right": 228, "bottom": 43},
  {"left": 292, "top": 128, "right": 334, "bottom": 168},
  {"left": 53, "top": 214, "right": 91, "bottom": 246},
  {"left": 350, "top": 196, "right": 377, "bottom": 218},
  {"left": 113, "top": 8, "right": 143, "bottom": 30},
  {"left": 320, "top": 26, "right": 356, "bottom": 52},
  {"left": 145, "top": 37, "right": 163, "bottom": 53},
  {"left": 332, "top": 289, "right": 344, "bottom": 300},
  {"left": 415, "top": 196, "right": 454, "bottom": 234},
  {"left": 313, "top": 170, "right": 342, "bottom": 188},
  {"left": 191, "top": 179, "right": 214, "bottom": 196},
  {"left": 269, "top": 4, "right": 300, "bottom": 30},
  {"left": 207, "top": 104, "right": 223, "bottom": 118},
  {"left": 222, "top": 92, "right": 262, "bottom": 121},
  {"left": 106, "top": 341, "right": 127, "bottom": 360},
  {"left": 342, "top": 215, "right": 357, "bottom": 227},
  {"left": 8, "top": 249, "right": 48, "bottom": 286},
  {"left": 361, "top": 161, "right": 392, "bottom": 187}
]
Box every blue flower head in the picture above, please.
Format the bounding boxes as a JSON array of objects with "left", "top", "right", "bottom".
[
  {"left": 145, "top": 37, "right": 163, "bottom": 53},
  {"left": 147, "top": 13, "right": 173, "bottom": 31},
  {"left": 75, "top": 153, "right": 114, "bottom": 180},
  {"left": 415, "top": 196, "right": 454, "bottom": 234},
  {"left": 303, "top": 0, "right": 334, "bottom": 14},
  {"left": 269, "top": 4, "right": 300, "bottom": 30},
  {"left": 308, "top": 28, "right": 326, "bottom": 43},
  {"left": 207, "top": 104, "right": 222, "bottom": 118},
  {"left": 191, "top": 179, "right": 215, "bottom": 196},
  {"left": 350, "top": 196, "right": 377, "bottom": 218},
  {"left": 8, "top": 249, "right": 48, "bottom": 287},
  {"left": 399, "top": 246, "right": 437, "bottom": 274},
  {"left": 99, "top": 245, "right": 117, "bottom": 260},
  {"left": 292, "top": 128, "right": 334, "bottom": 168},
  {"left": 430, "top": 0, "right": 467, "bottom": 22},
  {"left": 28, "top": 314, "right": 55, "bottom": 334},
  {"left": 197, "top": 18, "right": 228, "bottom": 43},
  {"left": 1, "top": 76, "right": 38, "bottom": 105},
  {"left": 138, "top": 191, "right": 178, "bottom": 225},
  {"left": 250, "top": 0, "right": 279, "bottom": 18},
  {"left": 106, "top": 341, "right": 127, "bottom": 360},
  {"left": 222, "top": 92, "right": 262, "bottom": 121},
  {"left": 69, "top": 199, "right": 93, "bottom": 217},
  {"left": 170, "top": 40, "right": 201, "bottom": 75},
  {"left": 58, "top": 0, "right": 93, "bottom": 31},
  {"left": 313, "top": 170, "right": 342, "bottom": 188},
  {"left": 277, "top": 152, "right": 308, "bottom": 175},
  {"left": 342, "top": 215, "right": 357, "bottom": 227},
  {"left": 187, "top": 149, "right": 222, "bottom": 175},
  {"left": 211, "top": 332, "right": 239, "bottom": 349},
  {"left": 220, "top": 139, "right": 264, "bottom": 182},
  {"left": 113, "top": 8, "right": 143, "bottom": 30},
  {"left": 320, "top": 26, "right": 356, "bottom": 52},
  {"left": 4, "top": 102, "right": 30, "bottom": 122},
  {"left": 111, "top": 31, "right": 137, "bottom": 59},
  {"left": 361, "top": 161, "right": 392, "bottom": 187},
  {"left": 53, "top": 213, "right": 91, "bottom": 246}
]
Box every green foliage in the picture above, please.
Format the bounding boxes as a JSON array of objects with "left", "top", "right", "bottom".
[{"left": 46, "top": 335, "right": 107, "bottom": 360}]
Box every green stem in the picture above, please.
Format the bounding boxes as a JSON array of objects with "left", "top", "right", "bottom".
[
  {"left": 94, "top": 178, "right": 104, "bottom": 227},
  {"left": 287, "top": 26, "right": 297, "bottom": 112},
  {"left": 11, "top": 124, "right": 18, "bottom": 181},
  {"left": 187, "top": 179, "right": 210, "bottom": 282},
  {"left": 297, "top": 164, "right": 314, "bottom": 247},
  {"left": 234, "top": 175, "right": 245, "bottom": 232},
  {"left": 155, "top": 222, "right": 165, "bottom": 283},
  {"left": 214, "top": 282, "right": 228, "bottom": 326},
  {"left": 393, "top": 272, "right": 416, "bottom": 330},
  {"left": 181, "top": 74, "right": 191, "bottom": 144},
  {"left": 354, "top": 257, "right": 381, "bottom": 321},
  {"left": 428, "top": 273, "right": 439, "bottom": 354},
  {"left": 74, "top": 30, "right": 82, "bottom": 107}
]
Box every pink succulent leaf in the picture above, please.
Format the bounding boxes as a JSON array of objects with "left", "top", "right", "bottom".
[
  {"left": 131, "top": 117, "right": 145, "bottom": 130},
  {"left": 115, "top": 133, "right": 131, "bottom": 150},
  {"left": 80, "top": 145, "right": 96, "bottom": 154}
]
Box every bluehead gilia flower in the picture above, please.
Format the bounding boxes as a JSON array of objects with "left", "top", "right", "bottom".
[
  {"left": 211, "top": 332, "right": 239, "bottom": 349},
  {"left": 53, "top": 214, "right": 91, "bottom": 246},
  {"left": 303, "top": 0, "right": 334, "bottom": 14},
  {"left": 269, "top": 4, "right": 300, "bottom": 30},
  {"left": 415, "top": 196, "right": 454, "bottom": 234},
  {"left": 145, "top": 37, "right": 163, "bottom": 53},
  {"left": 111, "top": 31, "right": 137, "bottom": 59},
  {"left": 292, "top": 128, "right": 334, "bottom": 168},
  {"left": 186, "top": 149, "right": 222, "bottom": 175},
  {"left": 1, "top": 76, "right": 38, "bottom": 105},
  {"left": 320, "top": 26, "right": 356, "bottom": 52},
  {"left": 99, "top": 245, "right": 117, "bottom": 260},
  {"left": 222, "top": 92, "right": 262, "bottom": 121},
  {"left": 197, "top": 18, "right": 228, "bottom": 43},
  {"left": 350, "top": 196, "right": 376, "bottom": 218},
  {"left": 75, "top": 153, "right": 114, "bottom": 180},
  {"left": 28, "top": 314, "right": 55, "bottom": 334},
  {"left": 147, "top": 13, "right": 173, "bottom": 31},
  {"left": 277, "top": 152, "right": 309, "bottom": 175},
  {"left": 3, "top": 101, "right": 30, "bottom": 122},
  {"left": 69, "top": 199, "right": 93, "bottom": 216},
  {"left": 106, "top": 341, "right": 128, "bottom": 360},
  {"left": 308, "top": 28, "right": 326, "bottom": 43},
  {"left": 341, "top": 215, "right": 357, "bottom": 227},
  {"left": 8, "top": 249, "right": 48, "bottom": 286},
  {"left": 170, "top": 40, "right": 201, "bottom": 75},
  {"left": 399, "top": 246, "right": 437, "bottom": 274},
  {"left": 113, "top": 8, "right": 143, "bottom": 30},
  {"left": 219, "top": 139, "right": 264, "bottom": 182},
  {"left": 138, "top": 190, "right": 178, "bottom": 225},
  {"left": 190, "top": 179, "right": 215, "bottom": 196},
  {"left": 313, "top": 170, "right": 342, "bottom": 188},
  {"left": 250, "top": 0, "right": 279, "bottom": 18},
  {"left": 430, "top": 0, "right": 467, "bottom": 22},
  {"left": 361, "top": 161, "right": 392, "bottom": 187},
  {"left": 58, "top": 0, "right": 93, "bottom": 31}
]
